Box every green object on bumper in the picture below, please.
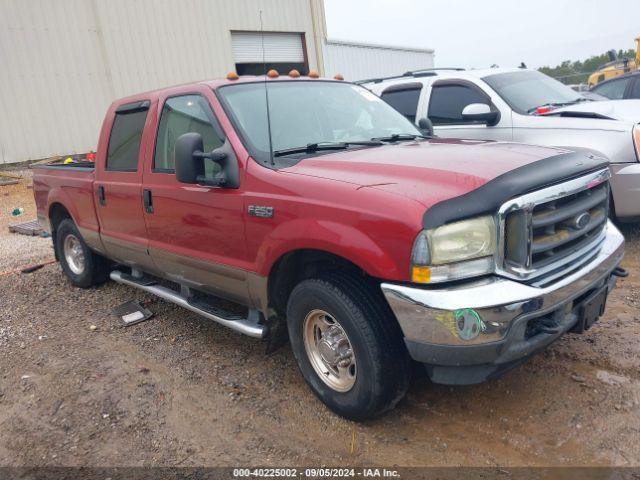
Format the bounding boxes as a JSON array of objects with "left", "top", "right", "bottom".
[{"left": 454, "top": 308, "right": 485, "bottom": 341}]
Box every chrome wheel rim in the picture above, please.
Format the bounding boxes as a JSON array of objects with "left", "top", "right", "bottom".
[
  {"left": 303, "top": 309, "right": 356, "bottom": 392},
  {"left": 63, "top": 234, "right": 85, "bottom": 275}
]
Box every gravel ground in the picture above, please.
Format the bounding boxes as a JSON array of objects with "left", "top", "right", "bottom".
[
  {"left": 0, "top": 170, "right": 54, "bottom": 273},
  {"left": 0, "top": 175, "right": 639, "bottom": 467}
]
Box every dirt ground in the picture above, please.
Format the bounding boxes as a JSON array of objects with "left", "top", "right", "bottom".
[{"left": 0, "top": 171, "right": 639, "bottom": 468}]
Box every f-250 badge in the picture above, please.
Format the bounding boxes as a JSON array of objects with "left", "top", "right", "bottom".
[{"left": 248, "top": 205, "right": 274, "bottom": 218}]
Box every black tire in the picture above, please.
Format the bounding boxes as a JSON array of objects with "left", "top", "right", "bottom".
[
  {"left": 286, "top": 272, "right": 411, "bottom": 420},
  {"left": 55, "top": 218, "right": 110, "bottom": 288}
]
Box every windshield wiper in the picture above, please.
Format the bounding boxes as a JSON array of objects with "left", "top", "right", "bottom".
[
  {"left": 273, "top": 141, "right": 383, "bottom": 157},
  {"left": 371, "top": 133, "right": 429, "bottom": 142},
  {"left": 527, "top": 99, "right": 587, "bottom": 114}
]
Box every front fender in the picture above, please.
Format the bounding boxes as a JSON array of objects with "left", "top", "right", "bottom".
[{"left": 255, "top": 218, "right": 406, "bottom": 281}]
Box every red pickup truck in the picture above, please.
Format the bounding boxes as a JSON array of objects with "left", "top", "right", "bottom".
[{"left": 33, "top": 74, "right": 625, "bottom": 420}]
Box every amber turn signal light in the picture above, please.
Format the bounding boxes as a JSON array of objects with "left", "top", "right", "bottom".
[{"left": 411, "top": 266, "right": 431, "bottom": 284}]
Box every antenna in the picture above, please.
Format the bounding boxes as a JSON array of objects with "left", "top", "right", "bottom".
[{"left": 260, "top": 10, "right": 275, "bottom": 166}]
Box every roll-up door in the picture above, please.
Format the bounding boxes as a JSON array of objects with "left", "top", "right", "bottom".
[{"left": 231, "top": 32, "right": 307, "bottom": 75}]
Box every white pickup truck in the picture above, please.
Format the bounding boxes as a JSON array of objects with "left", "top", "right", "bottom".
[{"left": 362, "top": 68, "right": 640, "bottom": 221}]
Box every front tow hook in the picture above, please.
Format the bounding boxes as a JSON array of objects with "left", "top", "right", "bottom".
[{"left": 613, "top": 266, "right": 629, "bottom": 278}]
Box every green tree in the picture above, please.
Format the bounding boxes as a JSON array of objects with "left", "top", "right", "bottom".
[{"left": 539, "top": 48, "right": 636, "bottom": 84}]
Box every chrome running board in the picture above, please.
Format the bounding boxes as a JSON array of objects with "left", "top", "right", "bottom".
[{"left": 110, "top": 270, "right": 265, "bottom": 338}]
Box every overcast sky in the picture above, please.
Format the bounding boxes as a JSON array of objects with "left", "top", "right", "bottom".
[{"left": 324, "top": 0, "right": 640, "bottom": 69}]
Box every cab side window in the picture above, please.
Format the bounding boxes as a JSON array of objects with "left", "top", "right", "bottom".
[
  {"left": 381, "top": 85, "right": 422, "bottom": 123},
  {"left": 154, "top": 95, "right": 224, "bottom": 178},
  {"left": 428, "top": 84, "right": 489, "bottom": 125},
  {"left": 630, "top": 78, "right": 640, "bottom": 99},
  {"left": 106, "top": 103, "right": 149, "bottom": 172},
  {"left": 592, "top": 77, "right": 630, "bottom": 100}
]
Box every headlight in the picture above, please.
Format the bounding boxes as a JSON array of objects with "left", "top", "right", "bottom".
[
  {"left": 634, "top": 124, "right": 640, "bottom": 161},
  {"left": 411, "top": 215, "right": 497, "bottom": 283}
]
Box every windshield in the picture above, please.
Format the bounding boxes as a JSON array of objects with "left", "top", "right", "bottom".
[
  {"left": 216, "top": 81, "right": 422, "bottom": 164},
  {"left": 483, "top": 70, "right": 583, "bottom": 114}
]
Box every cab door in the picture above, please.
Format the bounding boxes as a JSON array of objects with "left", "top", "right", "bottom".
[
  {"left": 141, "top": 88, "right": 250, "bottom": 304},
  {"left": 94, "top": 100, "right": 157, "bottom": 271}
]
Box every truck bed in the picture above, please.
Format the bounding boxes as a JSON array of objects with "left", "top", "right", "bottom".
[
  {"left": 32, "top": 161, "right": 96, "bottom": 171},
  {"left": 32, "top": 163, "right": 99, "bottom": 237}
]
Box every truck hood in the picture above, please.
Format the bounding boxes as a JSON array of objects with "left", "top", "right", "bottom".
[
  {"left": 547, "top": 99, "right": 640, "bottom": 123},
  {"left": 281, "top": 139, "right": 575, "bottom": 207}
]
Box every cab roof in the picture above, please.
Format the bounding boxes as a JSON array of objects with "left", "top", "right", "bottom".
[
  {"left": 203, "top": 75, "right": 343, "bottom": 90},
  {"left": 113, "top": 75, "right": 344, "bottom": 107},
  {"left": 358, "top": 67, "right": 526, "bottom": 86}
]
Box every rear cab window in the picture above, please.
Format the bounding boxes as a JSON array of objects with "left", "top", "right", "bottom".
[{"left": 106, "top": 101, "right": 150, "bottom": 172}]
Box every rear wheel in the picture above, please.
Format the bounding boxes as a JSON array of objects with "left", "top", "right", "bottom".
[
  {"left": 287, "top": 272, "right": 411, "bottom": 420},
  {"left": 56, "top": 219, "right": 110, "bottom": 288}
]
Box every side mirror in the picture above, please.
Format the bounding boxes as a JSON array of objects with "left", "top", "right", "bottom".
[
  {"left": 175, "top": 132, "right": 205, "bottom": 184},
  {"left": 417, "top": 117, "right": 434, "bottom": 137},
  {"left": 175, "top": 132, "right": 238, "bottom": 188},
  {"left": 461, "top": 103, "right": 500, "bottom": 126}
]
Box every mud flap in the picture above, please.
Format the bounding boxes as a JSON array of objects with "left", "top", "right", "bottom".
[{"left": 264, "top": 312, "right": 288, "bottom": 354}]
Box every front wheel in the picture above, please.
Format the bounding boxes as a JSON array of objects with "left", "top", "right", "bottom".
[
  {"left": 55, "top": 219, "right": 110, "bottom": 288},
  {"left": 287, "top": 273, "right": 411, "bottom": 420}
]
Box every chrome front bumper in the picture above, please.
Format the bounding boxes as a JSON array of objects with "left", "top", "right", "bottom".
[{"left": 381, "top": 221, "right": 625, "bottom": 383}]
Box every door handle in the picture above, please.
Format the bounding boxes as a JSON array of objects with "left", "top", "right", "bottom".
[
  {"left": 143, "top": 189, "right": 154, "bottom": 214},
  {"left": 98, "top": 186, "right": 106, "bottom": 206}
]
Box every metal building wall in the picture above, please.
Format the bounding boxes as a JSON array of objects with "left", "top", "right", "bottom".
[
  {"left": 323, "top": 39, "right": 434, "bottom": 82},
  {"left": 0, "top": 0, "right": 324, "bottom": 164}
]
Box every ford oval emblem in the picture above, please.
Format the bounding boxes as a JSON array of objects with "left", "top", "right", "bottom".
[{"left": 574, "top": 212, "right": 591, "bottom": 230}]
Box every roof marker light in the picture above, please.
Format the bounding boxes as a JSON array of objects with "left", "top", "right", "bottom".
[
  {"left": 267, "top": 69, "right": 279, "bottom": 78},
  {"left": 226, "top": 71, "right": 239, "bottom": 80}
]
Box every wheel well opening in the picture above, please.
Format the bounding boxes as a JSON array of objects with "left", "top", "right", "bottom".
[
  {"left": 268, "top": 250, "right": 368, "bottom": 317},
  {"left": 49, "top": 203, "right": 72, "bottom": 259}
]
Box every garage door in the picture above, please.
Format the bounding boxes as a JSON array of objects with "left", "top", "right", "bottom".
[{"left": 231, "top": 32, "right": 306, "bottom": 75}]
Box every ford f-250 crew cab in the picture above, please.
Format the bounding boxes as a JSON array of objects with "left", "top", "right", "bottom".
[{"left": 33, "top": 73, "right": 625, "bottom": 420}]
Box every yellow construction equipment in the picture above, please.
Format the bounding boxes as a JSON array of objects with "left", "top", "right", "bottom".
[{"left": 588, "top": 37, "right": 639, "bottom": 87}]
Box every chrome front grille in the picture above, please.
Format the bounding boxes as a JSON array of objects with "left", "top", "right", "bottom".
[
  {"left": 530, "top": 182, "right": 608, "bottom": 269},
  {"left": 497, "top": 169, "right": 611, "bottom": 283}
]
